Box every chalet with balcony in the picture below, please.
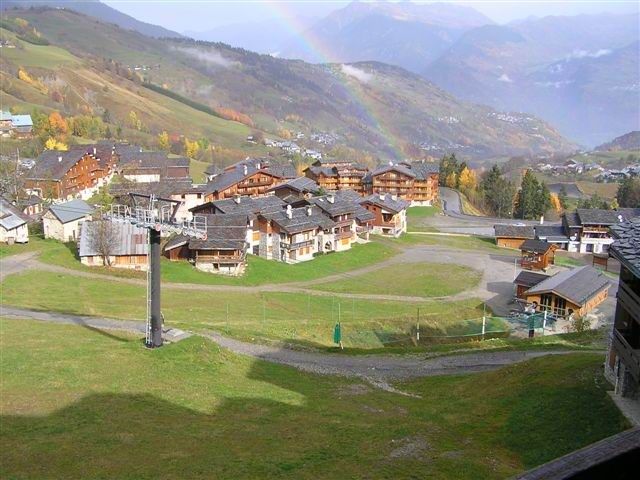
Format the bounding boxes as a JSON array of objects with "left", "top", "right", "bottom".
[
  {"left": 519, "top": 266, "right": 610, "bottom": 318},
  {"left": 308, "top": 159, "right": 368, "bottom": 194},
  {"left": 163, "top": 214, "right": 249, "bottom": 275},
  {"left": 520, "top": 239, "right": 558, "bottom": 271},
  {"left": 0, "top": 197, "right": 29, "bottom": 244},
  {"left": 78, "top": 221, "right": 148, "bottom": 270},
  {"left": 367, "top": 161, "right": 439, "bottom": 205},
  {"left": 361, "top": 193, "right": 409, "bottom": 237},
  {"left": 25, "top": 145, "right": 118, "bottom": 200},
  {"left": 191, "top": 195, "right": 285, "bottom": 255},
  {"left": 606, "top": 218, "right": 640, "bottom": 400},
  {"left": 561, "top": 209, "right": 640, "bottom": 254},
  {"left": 203, "top": 158, "right": 295, "bottom": 201},
  {"left": 534, "top": 225, "right": 571, "bottom": 249},
  {"left": 494, "top": 224, "right": 535, "bottom": 249},
  {"left": 308, "top": 193, "right": 358, "bottom": 252},
  {"left": 257, "top": 205, "right": 335, "bottom": 263},
  {"left": 304, "top": 166, "right": 339, "bottom": 191}
]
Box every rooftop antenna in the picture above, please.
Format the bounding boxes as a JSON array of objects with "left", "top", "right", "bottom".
[{"left": 108, "top": 193, "right": 207, "bottom": 348}]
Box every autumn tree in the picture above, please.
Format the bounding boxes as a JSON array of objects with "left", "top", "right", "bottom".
[
  {"left": 44, "top": 137, "right": 68, "bottom": 151},
  {"left": 550, "top": 193, "right": 562, "bottom": 213},
  {"left": 128, "top": 110, "right": 142, "bottom": 131},
  {"left": 183, "top": 137, "right": 200, "bottom": 159},
  {"left": 458, "top": 166, "right": 477, "bottom": 195},
  {"left": 47, "top": 111, "right": 68, "bottom": 139},
  {"left": 157, "top": 131, "right": 170, "bottom": 152},
  {"left": 558, "top": 185, "right": 569, "bottom": 210}
]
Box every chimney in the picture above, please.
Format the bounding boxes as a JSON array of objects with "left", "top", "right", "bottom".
[
  {"left": 539, "top": 216, "right": 544, "bottom": 225},
  {"left": 388, "top": 161, "right": 393, "bottom": 166},
  {"left": 234, "top": 194, "right": 241, "bottom": 204},
  {"left": 243, "top": 164, "right": 248, "bottom": 175},
  {"left": 379, "top": 193, "right": 386, "bottom": 201},
  {"left": 58, "top": 156, "right": 62, "bottom": 163},
  {"left": 256, "top": 161, "right": 261, "bottom": 170},
  {"left": 286, "top": 204, "right": 293, "bottom": 219},
  {"left": 93, "top": 147, "right": 97, "bottom": 155},
  {"left": 618, "top": 214, "right": 623, "bottom": 223},
  {"left": 307, "top": 206, "right": 313, "bottom": 216},
  {"left": 327, "top": 194, "right": 335, "bottom": 204}
]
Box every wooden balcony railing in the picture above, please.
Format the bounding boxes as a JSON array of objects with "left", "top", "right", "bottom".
[
  {"left": 612, "top": 328, "right": 640, "bottom": 381},
  {"left": 196, "top": 253, "right": 245, "bottom": 263},
  {"left": 281, "top": 239, "right": 314, "bottom": 250},
  {"left": 335, "top": 230, "right": 353, "bottom": 240}
]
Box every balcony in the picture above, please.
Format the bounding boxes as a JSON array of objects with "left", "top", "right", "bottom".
[
  {"left": 618, "top": 281, "right": 640, "bottom": 323},
  {"left": 335, "top": 230, "right": 353, "bottom": 240},
  {"left": 612, "top": 328, "right": 640, "bottom": 381},
  {"left": 196, "top": 253, "right": 245, "bottom": 264},
  {"left": 280, "top": 239, "right": 314, "bottom": 250},
  {"left": 333, "top": 219, "right": 352, "bottom": 228},
  {"left": 239, "top": 179, "right": 273, "bottom": 188}
]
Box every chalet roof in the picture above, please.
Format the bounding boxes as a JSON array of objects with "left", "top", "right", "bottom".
[
  {"left": 371, "top": 163, "right": 416, "bottom": 178},
  {"left": 47, "top": 199, "right": 93, "bottom": 224},
  {"left": 204, "top": 158, "right": 291, "bottom": 194},
  {"left": 204, "top": 164, "right": 221, "bottom": 176},
  {"left": 192, "top": 196, "right": 285, "bottom": 218},
  {"left": 109, "top": 179, "right": 202, "bottom": 199},
  {"left": 534, "top": 225, "right": 569, "bottom": 242},
  {"left": 78, "top": 221, "right": 148, "bottom": 257},
  {"left": 312, "top": 158, "right": 351, "bottom": 166},
  {"left": 29, "top": 147, "right": 90, "bottom": 181},
  {"left": 306, "top": 166, "right": 338, "bottom": 177},
  {"left": 119, "top": 151, "right": 189, "bottom": 170},
  {"left": 10, "top": 114, "right": 32, "bottom": 127},
  {"left": 362, "top": 193, "right": 410, "bottom": 214},
  {"left": 576, "top": 209, "right": 623, "bottom": 226},
  {"left": 333, "top": 190, "right": 375, "bottom": 223},
  {"left": 261, "top": 205, "right": 335, "bottom": 235},
  {"left": 525, "top": 266, "right": 610, "bottom": 307},
  {"left": 494, "top": 224, "right": 535, "bottom": 239},
  {"left": 269, "top": 176, "right": 318, "bottom": 194},
  {"left": 520, "top": 239, "right": 554, "bottom": 254},
  {"left": 563, "top": 211, "right": 581, "bottom": 228},
  {"left": 610, "top": 218, "right": 640, "bottom": 278},
  {"left": 309, "top": 194, "right": 357, "bottom": 217},
  {"left": 514, "top": 271, "right": 549, "bottom": 288},
  {"left": 409, "top": 161, "right": 439, "bottom": 180},
  {"left": 0, "top": 197, "right": 27, "bottom": 230}
]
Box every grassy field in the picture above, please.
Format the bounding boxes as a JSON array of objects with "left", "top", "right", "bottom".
[
  {"left": 311, "top": 262, "right": 481, "bottom": 297},
  {"left": 407, "top": 206, "right": 440, "bottom": 219},
  {"left": 0, "top": 318, "right": 627, "bottom": 479},
  {"left": 1, "top": 269, "right": 490, "bottom": 348},
  {"left": 0, "top": 28, "right": 79, "bottom": 68},
  {"left": 32, "top": 236, "right": 398, "bottom": 286},
  {"left": 396, "top": 233, "right": 509, "bottom": 254},
  {"left": 189, "top": 157, "right": 211, "bottom": 183}
]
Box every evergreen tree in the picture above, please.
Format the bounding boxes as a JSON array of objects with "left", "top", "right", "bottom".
[
  {"left": 514, "top": 170, "right": 550, "bottom": 220},
  {"left": 558, "top": 185, "right": 568, "bottom": 210},
  {"left": 616, "top": 177, "right": 640, "bottom": 208}
]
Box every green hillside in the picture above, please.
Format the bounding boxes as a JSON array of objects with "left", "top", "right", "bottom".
[{"left": 1, "top": 7, "right": 576, "bottom": 160}]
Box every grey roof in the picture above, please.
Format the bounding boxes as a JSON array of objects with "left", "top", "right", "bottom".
[
  {"left": 610, "top": 218, "right": 640, "bottom": 278},
  {"left": 78, "top": 221, "right": 148, "bottom": 257},
  {"left": 408, "top": 161, "right": 439, "bottom": 180},
  {"left": 371, "top": 163, "right": 416, "bottom": 179},
  {"left": 494, "top": 224, "right": 535, "bottom": 239},
  {"left": 109, "top": 179, "right": 202, "bottom": 199},
  {"left": 525, "top": 266, "right": 610, "bottom": 306},
  {"left": 29, "top": 147, "right": 91, "bottom": 181},
  {"left": 193, "top": 196, "right": 285, "bottom": 216},
  {"left": 204, "top": 164, "right": 222, "bottom": 176},
  {"left": 119, "top": 151, "right": 189, "bottom": 173},
  {"left": 47, "top": 199, "right": 93, "bottom": 224},
  {"left": 204, "top": 158, "right": 292, "bottom": 194},
  {"left": 166, "top": 214, "right": 248, "bottom": 251},
  {"left": 0, "top": 198, "right": 27, "bottom": 230},
  {"left": 576, "top": 209, "right": 624, "bottom": 226},
  {"left": 563, "top": 211, "right": 581, "bottom": 228},
  {"left": 520, "top": 239, "right": 554, "bottom": 253},
  {"left": 514, "top": 271, "right": 549, "bottom": 288},
  {"left": 534, "top": 225, "right": 569, "bottom": 242},
  {"left": 362, "top": 193, "right": 410, "bottom": 214},
  {"left": 261, "top": 205, "right": 335, "bottom": 235},
  {"left": 308, "top": 194, "right": 357, "bottom": 217},
  {"left": 333, "top": 190, "right": 375, "bottom": 223},
  {"left": 306, "top": 165, "right": 338, "bottom": 177},
  {"left": 269, "top": 176, "right": 319, "bottom": 194}
]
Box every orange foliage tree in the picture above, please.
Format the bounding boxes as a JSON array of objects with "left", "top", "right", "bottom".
[{"left": 214, "top": 107, "right": 254, "bottom": 127}]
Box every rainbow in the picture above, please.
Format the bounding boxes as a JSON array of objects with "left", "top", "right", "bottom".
[{"left": 265, "top": 1, "right": 407, "bottom": 160}]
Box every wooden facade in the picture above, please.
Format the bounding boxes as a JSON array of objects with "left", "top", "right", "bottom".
[
  {"left": 520, "top": 240, "right": 557, "bottom": 271},
  {"left": 205, "top": 170, "right": 284, "bottom": 202},
  {"left": 368, "top": 163, "right": 439, "bottom": 204}
]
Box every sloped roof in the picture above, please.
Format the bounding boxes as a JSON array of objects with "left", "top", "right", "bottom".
[
  {"left": 10, "top": 114, "right": 32, "bottom": 127},
  {"left": 204, "top": 159, "right": 289, "bottom": 194},
  {"left": 78, "top": 221, "right": 148, "bottom": 257},
  {"left": 332, "top": 190, "right": 375, "bottom": 223},
  {"left": 371, "top": 163, "right": 416, "bottom": 178},
  {"left": 409, "top": 161, "right": 439, "bottom": 180},
  {"left": 525, "top": 266, "right": 610, "bottom": 306},
  {"left": 309, "top": 194, "right": 357, "bottom": 217},
  {"left": 610, "top": 218, "right": 640, "bottom": 278},
  {"left": 534, "top": 225, "right": 569, "bottom": 242},
  {"left": 576, "top": 209, "right": 623, "bottom": 226},
  {"left": 563, "top": 211, "right": 581, "bottom": 228},
  {"left": 514, "top": 271, "right": 549, "bottom": 288},
  {"left": 306, "top": 165, "right": 338, "bottom": 177},
  {"left": 47, "top": 199, "right": 93, "bottom": 224},
  {"left": 29, "top": 147, "right": 88, "bottom": 181},
  {"left": 494, "top": 224, "right": 535, "bottom": 239},
  {"left": 269, "top": 176, "right": 319, "bottom": 194},
  {"left": 186, "top": 214, "right": 248, "bottom": 251},
  {"left": 0, "top": 197, "right": 27, "bottom": 230},
  {"left": 109, "top": 179, "right": 201, "bottom": 199},
  {"left": 520, "top": 239, "right": 554, "bottom": 254},
  {"left": 204, "top": 164, "right": 221, "bottom": 176},
  {"left": 195, "top": 196, "right": 285, "bottom": 216},
  {"left": 261, "top": 206, "right": 335, "bottom": 235},
  {"left": 362, "top": 193, "right": 410, "bottom": 214}
]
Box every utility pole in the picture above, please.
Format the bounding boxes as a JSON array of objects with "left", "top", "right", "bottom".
[{"left": 416, "top": 307, "right": 420, "bottom": 342}]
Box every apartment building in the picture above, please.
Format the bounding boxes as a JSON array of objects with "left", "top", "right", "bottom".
[{"left": 361, "top": 193, "right": 409, "bottom": 237}]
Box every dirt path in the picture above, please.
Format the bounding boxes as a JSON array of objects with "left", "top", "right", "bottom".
[{"left": 1, "top": 306, "right": 595, "bottom": 387}]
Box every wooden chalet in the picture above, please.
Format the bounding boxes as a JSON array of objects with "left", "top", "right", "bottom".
[
  {"left": 268, "top": 176, "right": 319, "bottom": 202},
  {"left": 513, "top": 271, "right": 549, "bottom": 299},
  {"left": 164, "top": 214, "right": 249, "bottom": 275},
  {"left": 116, "top": 146, "right": 190, "bottom": 183},
  {"left": 307, "top": 193, "right": 358, "bottom": 252},
  {"left": 494, "top": 224, "right": 535, "bottom": 249},
  {"left": 25, "top": 145, "right": 118, "bottom": 200},
  {"left": 519, "top": 265, "right": 610, "bottom": 318},
  {"left": 203, "top": 158, "right": 295, "bottom": 202},
  {"left": 366, "top": 161, "right": 439, "bottom": 205},
  {"left": 257, "top": 205, "right": 335, "bottom": 263},
  {"left": 304, "top": 165, "right": 339, "bottom": 191},
  {"left": 361, "top": 193, "right": 409, "bottom": 237},
  {"left": 606, "top": 218, "right": 640, "bottom": 399},
  {"left": 78, "top": 220, "right": 148, "bottom": 270},
  {"left": 520, "top": 239, "right": 558, "bottom": 271},
  {"left": 561, "top": 208, "right": 640, "bottom": 254}
]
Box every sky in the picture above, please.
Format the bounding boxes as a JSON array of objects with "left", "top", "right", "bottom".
[{"left": 103, "top": 1, "right": 640, "bottom": 34}]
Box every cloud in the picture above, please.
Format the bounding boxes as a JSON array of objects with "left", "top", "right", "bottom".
[
  {"left": 497, "top": 73, "right": 513, "bottom": 83},
  {"left": 566, "top": 49, "right": 611, "bottom": 60},
  {"left": 341, "top": 64, "right": 372, "bottom": 83},
  {"left": 172, "top": 46, "right": 237, "bottom": 69}
]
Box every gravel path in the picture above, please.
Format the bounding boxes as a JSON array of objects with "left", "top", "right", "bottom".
[{"left": 1, "top": 306, "right": 593, "bottom": 389}]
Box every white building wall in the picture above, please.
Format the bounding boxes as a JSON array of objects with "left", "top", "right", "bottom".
[
  {"left": 43, "top": 212, "right": 87, "bottom": 242},
  {"left": 0, "top": 223, "right": 29, "bottom": 244}
]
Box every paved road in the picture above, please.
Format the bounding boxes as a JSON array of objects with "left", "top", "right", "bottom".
[{"left": 1, "top": 306, "right": 593, "bottom": 389}]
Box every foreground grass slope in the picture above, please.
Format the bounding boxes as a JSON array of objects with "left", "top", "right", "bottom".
[
  {"left": 0, "top": 318, "right": 627, "bottom": 479},
  {"left": 1, "top": 270, "right": 487, "bottom": 348}
]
